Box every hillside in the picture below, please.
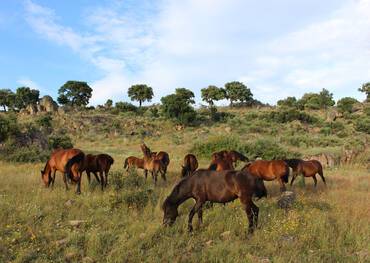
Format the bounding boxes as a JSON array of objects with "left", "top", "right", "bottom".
[{"left": 0, "top": 105, "right": 369, "bottom": 262}]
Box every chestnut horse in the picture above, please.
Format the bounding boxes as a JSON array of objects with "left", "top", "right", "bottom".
[
  {"left": 124, "top": 156, "right": 144, "bottom": 171},
  {"left": 41, "top": 148, "right": 85, "bottom": 194},
  {"left": 162, "top": 169, "right": 267, "bottom": 234},
  {"left": 284, "top": 159, "right": 326, "bottom": 187},
  {"left": 242, "top": 160, "right": 290, "bottom": 192},
  {"left": 140, "top": 144, "right": 166, "bottom": 185},
  {"left": 181, "top": 154, "right": 198, "bottom": 177},
  {"left": 84, "top": 154, "right": 114, "bottom": 190}
]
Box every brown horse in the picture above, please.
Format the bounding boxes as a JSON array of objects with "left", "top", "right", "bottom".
[
  {"left": 242, "top": 160, "right": 290, "bottom": 192},
  {"left": 211, "top": 150, "right": 248, "bottom": 168},
  {"left": 162, "top": 169, "right": 267, "bottom": 234},
  {"left": 284, "top": 159, "right": 326, "bottom": 187},
  {"left": 124, "top": 156, "right": 144, "bottom": 171},
  {"left": 41, "top": 148, "right": 85, "bottom": 194},
  {"left": 152, "top": 151, "right": 170, "bottom": 176},
  {"left": 140, "top": 144, "right": 166, "bottom": 185},
  {"left": 84, "top": 154, "right": 114, "bottom": 190},
  {"left": 181, "top": 154, "right": 198, "bottom": 177}
]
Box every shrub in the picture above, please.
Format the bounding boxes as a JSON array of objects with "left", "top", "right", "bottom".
[
  {"left": 0, "top": 144, "right": 49, "bottom": 163},
  {"left": 239, "top": 139, "right": 300, "bottom": 160},
  {"left": 48, "top": 134, "right": 73, "bottom": 149},
  {"left": 190, "top": 136, "right": 239, "bottom": 158},
  {"left": 109, "top": 170, "right": 157, "bottom": 210},
  {"left": 114, "top": 102, "right": 137, "bottom": 113},
  {"left": 355, "top": 116, "right": 370, "bottom": 134},
  {"left": 336, "top": 97, "right": 359, "bottom": 114},
  {"left": 0, "top": 114, "right": 18, "bottom": 142},
  {"left": 265, "top": 109, "right": 318, "bottom": 124}
]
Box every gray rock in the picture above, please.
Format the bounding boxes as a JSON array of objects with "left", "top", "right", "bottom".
[{"left": 277, "top": 191, "right": 296, "bottom": 209}]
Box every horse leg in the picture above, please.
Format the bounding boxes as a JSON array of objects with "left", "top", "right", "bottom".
[
  {"left": 51, "top": 170, "right": 56, "bottom": 188},
  {"left": 99, "top": 171, "right": 105, "bottom": 191},
  {"left": 160, "top": 168, "right": 167, "bottom": 182},
  {"left": 188, "top": 200, "right": 203, "bottom": 232},
  {"left": 197, "top": 208, "right": 203, "bottom": 226},
  {"left": 290, "top": 173, "right": 298, "bottom": 186},
  {"left": 312, "top": 174, "right": 317, "bottom": 187},
  {"left": 241, "top": 198, "right": 256, "bottom": 235},
  {"left": 63, "top": 173, "right": 69, "bottom": 191},
  {"left": 144, "top": 170, "right": 148, "bottom": 180},
  {"left": 93, "top": 172, "right": 100, "bottom": 183},
  {"left": 104, "top": 169, "right": 109, "bottom": 187},
  {"left": 318, "top": 170, "right": 326, "bottom": 185},
  {"left": 153, "top": 171, "right": 158, "bottom": 186},
  {"left": 278, "top": 178, "right": 286, "bottom": 192}
]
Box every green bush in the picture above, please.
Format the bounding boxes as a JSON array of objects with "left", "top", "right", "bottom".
[
  {"left": 114, "top": 102, "right": 137, "bottom": 113},
  {"left": 47, "top": 134, "right": 73, "bottom": 149},
  {"left": 265, "top": 109, "right": 318, "bottom": 124},
  {"left": 0, "top": 144, "right": 50, "bottom": 163},
  {"left": 355, "top": 116, "right": 370, "bottom": 134},
  {"left": 0, "top": 114, "right": 19, "bottom": 142},
  {"left": 109, "top": 170, "right": 157, "bottom": 210},
  {"left": 35, "top": 115, "right": 53, "bottom": 129},
  {"left": 191, "top": 136, "right": 239, "bottom": 158}
]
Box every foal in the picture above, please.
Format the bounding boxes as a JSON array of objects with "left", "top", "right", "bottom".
[
  {"left": 140, "top": 144, "right": 165, "bottom": 185},
  {"left": 284, "top": 159, "right": 326, "bottom": 187}
]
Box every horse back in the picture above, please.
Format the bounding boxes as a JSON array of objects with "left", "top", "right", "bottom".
[{"left": 49, "top": 148, "right": 83, "bottom": 172}]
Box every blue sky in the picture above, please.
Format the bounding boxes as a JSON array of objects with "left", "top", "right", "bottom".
[{"left": 0, "top": 0, "right": 369, "bottom": 105}]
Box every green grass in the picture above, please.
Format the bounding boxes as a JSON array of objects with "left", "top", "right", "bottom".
[{"left": 0, "top": 161, "right": 369, "bottom": 262}]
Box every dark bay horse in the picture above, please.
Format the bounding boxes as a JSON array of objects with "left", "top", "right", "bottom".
[
  {"left": 242, "top": 160, "right": 290, "bottom": 192},
  {"left": 41, "top": 148, "right": 85, "bottom": 194},
  {"left": 284, "top": 159, "right": 326, "bottom": 187},
  {"left": 181, "top": 154, "right": 198, "bottom": 177},
  {"left": 141, "top": 144, "right": 166, "bottom": 185},
  {"left": 124, "top": 156, "right": 144, "bottom": 171},
  {"left": 162, "top": 169, "right": 267, "bottom": 234},
  {"left": 84, "top": 154, "right": 114, "bottom": 190}
]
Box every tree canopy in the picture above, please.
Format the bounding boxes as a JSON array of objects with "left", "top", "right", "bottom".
[
  {"left": 299, "top": 89, "right": 335, "bottom": 110},
  {"left": 0, "top": 89, "right": 15, "bottom": 111},
  {"left": 128, "top": 84, "right": 154, "bottom": 107},
  {"left": 224, "top": 81, "right": 253, "bottom": 106},
  {"left": 160, "top": 88, "right": 196, "bottom": 125},
  {"left": 14, "top": 87, "right": 39, "bottom": 110},
  {"left": 359, "top": 82, "right": 370, "bottom": 101},
  {"left": 337, "top": 97, "right": 359, "bottom": 114},
  {"left": 201, "top": 85, "right": 226, "bottom": 106},
  {"left": 57, "top": 81, "right": 92, "bottom": 107}
]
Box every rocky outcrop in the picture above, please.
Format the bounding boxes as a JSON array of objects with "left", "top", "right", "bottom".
[
  {"left": 39, "top": 96, "right": 58, "bottom": 113},
  {"left": 304, "top": 153, "right": 338, "bottom": 168}
]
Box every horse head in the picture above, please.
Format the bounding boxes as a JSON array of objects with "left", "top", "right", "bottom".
[{"left": 162, "top": 198, "right": 179, "bottom": 226}]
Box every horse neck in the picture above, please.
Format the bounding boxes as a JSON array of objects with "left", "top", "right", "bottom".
[{"left": 167, "top": 180, "right": 192, "bottom": 207}]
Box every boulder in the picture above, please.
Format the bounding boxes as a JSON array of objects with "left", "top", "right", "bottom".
[
  {"left": 39, "top": 96, "right": 58, "bottom": 113},
  {"left": 277, "top": 191, "right": 296, "bottom": 209}
]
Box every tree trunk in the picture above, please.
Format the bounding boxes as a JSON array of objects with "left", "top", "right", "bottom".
[
  {"left": 2, "top": 105, "right": 6, "bottom": 112},
  {"left": 139, "top": 100, "right": 142, "bottom": 107}
]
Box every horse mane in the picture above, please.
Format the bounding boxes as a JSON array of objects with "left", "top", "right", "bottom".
[
  {"left": 233, "top": 151, "right": 248, "bottom": 162},
  {"left": 284, "top": 158, "right": 302, "bottom": 168}
]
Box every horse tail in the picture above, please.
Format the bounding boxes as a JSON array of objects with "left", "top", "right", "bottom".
[
  {"left": 108, "top": 155, "right": 114, "bottom": 165},
  {"left": 65, "top": 152, "right": 85, "bottom": 181},
  {"left": 124, "top": 158, "right": 128, "bottom": 169}
]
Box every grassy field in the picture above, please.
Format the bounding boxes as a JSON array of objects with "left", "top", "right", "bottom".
[
  {"left": 0, "top": 158, "right": 369, "bottom": 262},
  {"left": 1, "top": 107, "right": 369, "bottom": 262}
]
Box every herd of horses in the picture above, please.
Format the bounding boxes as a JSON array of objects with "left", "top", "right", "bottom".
[{"left": 40, "top": 144, "right": 326, "bottom": 234}]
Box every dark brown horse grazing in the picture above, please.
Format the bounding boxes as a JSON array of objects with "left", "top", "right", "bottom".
[
  {"left": 41, "top": 148, "right": 85, "bottom": 194},
  {"left": 242, "top": 160, "right": 290, "bottom": 192},
  {"left": 124, "top": 156, "right": 144, "bottom": 171},
  {"left": 141, "top": 144, "right": 166, "bottom": 185},
  {"left": 84, "top": 154, "right": 114, "bottom": 190},
  {"left": 162, "top": 169, "right": 267, "bottom": 234},
  {"left": 284, "top": 159, "right": 326, "bottom": 187},
  {"left": 181, "top": 154, "right": 198, "bottom": 177}
]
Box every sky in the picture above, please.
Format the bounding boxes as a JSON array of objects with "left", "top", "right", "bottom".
[{"left": 0, "top": 0, "right": 369, "bottom": 106}]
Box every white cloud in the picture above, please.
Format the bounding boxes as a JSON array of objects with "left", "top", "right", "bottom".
[
  {"left": 17, "top": 77, "right": 43, "bottom": 92},
  {"left": 24, "top": 0, "right": 370, "bottom": 104}
]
